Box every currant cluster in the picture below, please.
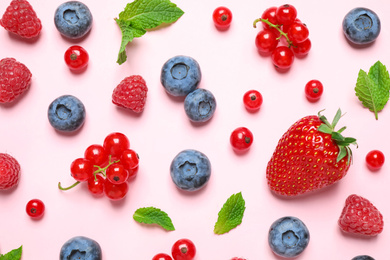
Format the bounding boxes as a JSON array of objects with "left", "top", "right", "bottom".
[
  {"left": 58, "top": 132, "right": 139, "bottom": 201},
  {"left": 153, "top": 238, "right": 196, "bottom": 260},
  {"left": 253, "top": 4, "right": 311, "bottom": 70}
]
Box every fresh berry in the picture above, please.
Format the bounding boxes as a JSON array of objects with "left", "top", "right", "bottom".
[
  {"left": 184, "top": 88, "right": 217, "bottom": 122},
  {"left": 112, "top": 75, "right": 148, "bottom": 113},
  {"left": 170, "top": 149, "right": 211, "bottom": 192},
  {"left": 84, "top": 144, "right": 108, "bottom": 167},
  {"left": 230, "top": 127, "right": 254, "bottom": 152},
  {"left": 103, "top": 132, "right": 130, "bottom": 158},
  {"left": 212, "top": 6, "right": 232, "bottom": 30},
  {"left": 87, "top": 175, "right": 104, "bottom": 196},
  {"left": 231, "top": 258, "right": 246, "bottom": 260},
  {"left": 70, "top": 158, "right": 94, "bottom": 182},
  {"left": 120, "top": 149, "right": 139, "bottom": 170},
  {"left": 271, "top": 46, "right": 294, "bottom": 69},
  {"left": 260, "top": 6, "right": 278, "bottom": 33},
  {"left": 268, "top": 216, "right": 310, "bottom": 258},
  {"left": 338, "top": 194, "right": 384, "bottom": 236},
  {"left": 243, "top": 90, "right": 263, "bottom": 111},
  {"left": 275, "top": 4, "right": 297, "bottom": 26},
  {"left": 48, "top": 95, "right": 86, "bottom": 132},
  {"left": 64, "top": 45, "right": 89, "bottom": 71},
  {"left": 0, "top": 58, "right": 32, "bottom": 103},
  {"left": 287, "top": 22, "right": 309, "bottom": 44},
  {"left": 266, "top": 109, "right": 357, "bottom": 196},
  {"left": 0, "top": 153, "right": 21, "bottom": 190},
  {"left": 54, "top": 1, "right": 93, "bottom": 39},
  {"left": 292, "top": 38, "right": 311, "bottom": 56},
  {"left": 26, "top": 199, "right": 45, "bottom": 218},
  {"left": 352, "top": 256, "right": 375, "bottom": 260},
  {"left": 171, "top": 238, "right": 196, "bottom": 260},
  {"left": 103, "top": 178, "right": 128, "bottom": 201},
  {"left": 366, "top": 150, "right": 385, "bottom": 171},
  {"left": 0, "top": 0, "right": 42, "bottom": 38},
  {"left": 153, "top": 253, "right": 172, "bottom": 260},
  {"left": 255, "top": 29, "right": 279, "bottom": 54},
  {"left": 305, "top": 79, "right": 323, "bottom": 102},
  {"left": 60, "top": 236, "right": 102, "bottom": 260},
  {"left": 106, "top": 164, "right": 129, "bottom": 184},
  {"left": 342, "top": 7, "right": 380, "bottom": 45},
  {"left": 161, "top": 56, "right": 201, "bottom": 97}
]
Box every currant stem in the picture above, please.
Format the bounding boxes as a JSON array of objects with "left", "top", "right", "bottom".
[
  {"left": 253, "top": 18, "right": 295, "bottom": 47},
  {"left": 58, "top": 181, "right": 80, "bottom": 191}
]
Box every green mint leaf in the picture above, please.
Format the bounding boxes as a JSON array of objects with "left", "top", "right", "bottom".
[
  {"left": 115, "top": 0, "right": 184, "bottom": 64},
  {"left": 355, "top": 61, "right": 390, "bottom": 120},
  {"left": 0, "top": 246, "right": 22, "bottom": 260},
  {"left": 214, "top": 192, "right": 246, "bottom": 235},
  {"left": 133, "top": 206, "right": 175, "bottom": 231}
]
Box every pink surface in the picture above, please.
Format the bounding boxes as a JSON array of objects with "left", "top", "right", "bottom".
[{"left": 1, "top": 0, "right": 390, "bottom": 259}]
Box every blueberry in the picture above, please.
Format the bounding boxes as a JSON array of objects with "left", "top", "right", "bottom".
[
  {"left": 184, "top": 89, "right": 216, "bottom": 122},
  {"left": 160, "top": 55, "right": 201, "bottom": 97},
  {"left": 268, "top": 216, "right": 310, "bottom": 258},
  {"left": 352, "top": 256, "right": 375, "bottom": 260},
  {"left": 170, "top": 149, "right": 211, "bottom": 191},
  {"left": 48, "top": 95, "right": 86, "bottom": 132},
  {"left": 54, "top": 1, "right": 93, "bottom": 39},
  {"left": 60, "top": 236, "right": 102, "bottom": 260},
  {"left": 342, "top": 7, "right": 380, "bottom": 45}
]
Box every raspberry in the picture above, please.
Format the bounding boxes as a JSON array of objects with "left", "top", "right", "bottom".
[
  {"left": 338, "top": 194, "right": 384, "bottom": 236},
  {"left": 112, "top": 75, "right": 148, "bottom": 113},
  {"left": 0, "top": 153, "right": 21, "bottom": 190},
  {"left": 0, "top": 58, "right": 32, "bottom": 103},
  {"left": 0, "top": 0, "right": 42, "bottom": 39}
]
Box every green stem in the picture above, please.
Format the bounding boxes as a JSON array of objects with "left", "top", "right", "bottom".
[
  {"left": 58, "top": 181, "right": 80, "bottom": 190},
  {"left": 253, "top": 18, "right": 295, "bottom": 47}
]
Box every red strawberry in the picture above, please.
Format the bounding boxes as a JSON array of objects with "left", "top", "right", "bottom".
[
  {"left": 338, "top": 194, "right": 384, "bottom": 236},
  {"left": 0, "top": 153, "right": 21, "bottom": 190},
  {"left": 266, "top": 109, "right": 357, "bottom": 196},
  {"left": 112, "top": 75, "right": 148, "bottom": 113},
  {"left": 0, "top": 58, "right": 32, "bottom": 103},
  {"left": 0, "top": 0, "right": 42, "bottom": 39}
]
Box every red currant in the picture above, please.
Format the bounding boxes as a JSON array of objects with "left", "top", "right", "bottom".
[
  {"left": 261, "top": 7, "right": 279, "bottom": 35},
  {"left": 171, "top": 238, "right": 196, "bottom": 260},
  {"left": 103, "top": 132, "right": 130, "bottom": 158},
  {"left": 271, "top": 46, "right": 294, "bottom": 69},
  {"left": 281, "top": 18, "right": 301, "bottom": 34},
  {"left": 104, "top": 179, "right": 129, "bottom": 201},
  {"left": 243, "top": 90, "right": 263, "bottom": 111},
  {"left": 255, "top": 29, "right": 279, "bottom": 54},
  {"left": 128, "top": 166, "right": 139, "bottom": 179},
  {"left": 212, "top": 6, "right": 232, "bottom": 30},
  {"left": 153, "top": 253, "right": 173, "bottom": 260},
  {"left": 106, "top": 164, "right": 129, "bottom": 184},
  {"left": 84, "top": 144, "right": 109, "bottom": 167},
  {"left": 26, "top": 199, "right": 45, "bottom": 218},
  {"left": 288, "top": 22, "right": 309, "bottom": 44},
  {"left": 121, "top": 149, "right": 139, "bottom": 170},
  {"left": 87, "top": 175, "right": 105, "bottom": 195},
  {"left": 70, "top": 158, "right": 94, "bottom": 182},
  {"left": 292, "top": 38, "right": 311, "bottom": 56},
  {"left": 230, "top": 127, "right": 254, "bottom": 151},
  {"left": 366, "top": 150, "right": 385, "bottom": 171},
  {"left": 275, "top": 4, "right": 297, "bottom": 26},
  {"left": 64, "top": 45, "right": 89, "bottom": 71},
  {"left": 305, "top": 80, "right": 323, "bottom": 102}
]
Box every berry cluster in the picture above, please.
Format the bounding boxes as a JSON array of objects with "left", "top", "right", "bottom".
[
  {"left": 58, "top": 132, "right": 139, "bottom": 201},
  {"left": 153, "top": 238, "right": 196, "bottom": 260},
  {"left": 253, "top": 4, "right": 311, "bottom": 70}
]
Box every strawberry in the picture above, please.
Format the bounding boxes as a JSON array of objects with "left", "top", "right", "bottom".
[
  {"left": 0, "top": 58, "right": 32, "bottom": 103},
  {"left": 266, "top": 109, "right": 357, "bottom": 196},
  {"left": 0, "top": 0, "right": 42, "bottom": 39},
  {"left": 338, "top": 194, "right": 384, "bottom": 236},
  {"left": 112, "top": 75, "right": 148, "bottom": 113},
  {"left": 0, "top": 153, "right": 21, "bottom": 190}
]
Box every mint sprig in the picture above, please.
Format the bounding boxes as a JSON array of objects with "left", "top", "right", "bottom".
[
  {"left": 214, "top": 192, "right": 246, "bottom": 235},
  {"left": 133, "top": 206, "right": 175, "bottom": 231},
  {"left": 0, "top": 246, "right": 22, "bottom": 260},
  {"left": 355, "top": 61, "right": 390, "bottom": 120},
  {"left": 115, "top": 0, "right": 184, "bottom": 65}
]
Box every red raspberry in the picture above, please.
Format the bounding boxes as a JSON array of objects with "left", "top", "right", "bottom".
[
  {"left": 0, "top": 0, "right": 42, "bottom": 39},
  {"left": 0, "top": 153, "right": 21, "bottom": 190},
  {"left": 0, "top": 58, "right": 32, "bottom": 103},
  {"left": 338, "top": 194, "right": 384, "bottom": 236},
  {"left": 112, "top": 75, "right": 148, "bottom": 113}
]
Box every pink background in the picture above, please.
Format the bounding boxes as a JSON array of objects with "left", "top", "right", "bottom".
[{"left": 1, "top": 0, "right": 390, "bottom": 259}]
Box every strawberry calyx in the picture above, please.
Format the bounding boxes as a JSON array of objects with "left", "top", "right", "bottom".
[{"left": 317, "top": 108, "right": 357, "bottom": 164}]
